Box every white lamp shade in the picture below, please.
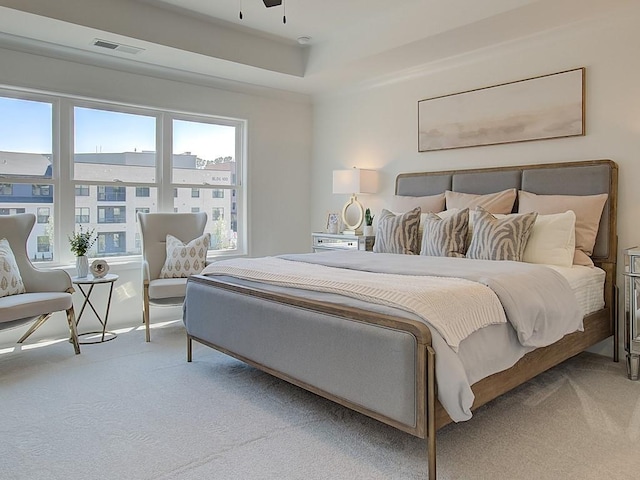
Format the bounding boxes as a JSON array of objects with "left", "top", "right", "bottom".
[{"left": 332, "top": 169, "right": 378, "bottom": 195}]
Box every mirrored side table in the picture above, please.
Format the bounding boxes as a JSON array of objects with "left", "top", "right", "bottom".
[
  {"left": 623, "top": 247, "right": 640, "bottom": 380},
  {"left": 71, "top": 274, "right": 119, "bottom": 344}
]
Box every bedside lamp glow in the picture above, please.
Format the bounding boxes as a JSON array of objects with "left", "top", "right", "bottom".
[{"left": 332, "top": 168, "right": 378, "bottom": 234}]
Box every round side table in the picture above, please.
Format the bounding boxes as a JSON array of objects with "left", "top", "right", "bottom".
[{"left": 71, "top": 273, "right": 119, "bottom": 344}]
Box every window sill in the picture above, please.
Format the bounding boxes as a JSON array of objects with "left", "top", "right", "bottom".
[{"left": 45, "top": 251, "right": 247, "bottom": 275}]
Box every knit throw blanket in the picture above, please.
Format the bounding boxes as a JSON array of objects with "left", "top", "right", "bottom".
[{"left": 201, "top": 256, "right": 506, "bottom": 351}]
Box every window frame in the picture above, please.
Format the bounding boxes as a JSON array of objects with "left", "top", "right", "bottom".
[{"left": 0, "top": 88, "right": 246, "bottom": 265}]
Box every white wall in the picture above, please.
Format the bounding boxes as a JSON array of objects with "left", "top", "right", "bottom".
[
  {"left": 0, "top": 46, "right": 312, "bottom": 344},
  {"left": 312, "top": 4, "right": 640, "bottom": 357}
]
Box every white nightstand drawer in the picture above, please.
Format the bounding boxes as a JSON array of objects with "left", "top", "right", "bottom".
[{"left": 312, "top": 233, "right": 374, "bottom": 252}]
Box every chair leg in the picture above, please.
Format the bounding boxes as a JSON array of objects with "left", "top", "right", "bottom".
[
  {"left": 143, "top": 283, "right": 151, "bottom": 342},
  {"left": 66, "top": 306, "right": 81, "bottom": 355},
  {"left": 17, "top": 313, "right": 51, "bottom": 344}
]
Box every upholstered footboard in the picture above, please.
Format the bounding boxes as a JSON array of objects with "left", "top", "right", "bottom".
[{"left": 183, "top": 275, "right": 437, "bottom": 476}]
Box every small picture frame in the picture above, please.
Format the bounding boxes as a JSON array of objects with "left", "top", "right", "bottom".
[{"left": 326, "top": 212, "right": 340, "bottom": 234}]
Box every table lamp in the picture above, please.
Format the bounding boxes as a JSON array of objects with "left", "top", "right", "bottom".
[{"left": 332, "top": 168, "right": 378, "bottom": 234}]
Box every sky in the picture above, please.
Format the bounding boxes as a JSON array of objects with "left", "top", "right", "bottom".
[{"left": 0, "top": 97, "right": 236, "bottom": 162}]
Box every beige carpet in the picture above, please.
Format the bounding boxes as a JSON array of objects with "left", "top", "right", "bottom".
[{"left": 1, "top": 321, "right": 639, "bottom": 480}]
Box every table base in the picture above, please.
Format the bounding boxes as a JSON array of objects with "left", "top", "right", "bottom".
[{"left": 77, "top": 330, "right": 117, "bottom": 344}]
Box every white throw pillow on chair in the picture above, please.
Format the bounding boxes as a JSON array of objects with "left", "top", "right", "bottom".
[
  {"left": 0, "top": 238, "right": 26, "bottom": 298},
  {"left": 159, "top": 233, "right": 210, "bottom": 278}
]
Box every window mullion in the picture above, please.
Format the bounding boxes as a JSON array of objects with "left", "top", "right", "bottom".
[
  {"left": 57, "top": 98, "right": 75, "bottom": 265},
  {"left": 159, "top": 113, "right": 172, "bottom": 211}
]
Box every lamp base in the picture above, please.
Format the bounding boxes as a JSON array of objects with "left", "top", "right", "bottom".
[{"left": 341, "top": 195, "right": 365, "bottom": 233}]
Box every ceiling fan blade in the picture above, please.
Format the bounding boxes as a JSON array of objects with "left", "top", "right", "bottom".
[{"left": 263, "top": 0, "right": 282, "bottom": 7}]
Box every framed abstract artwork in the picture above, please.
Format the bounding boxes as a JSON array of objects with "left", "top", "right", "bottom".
[{"left": 418, "top": 67, "right": 585, "bottom": 152}]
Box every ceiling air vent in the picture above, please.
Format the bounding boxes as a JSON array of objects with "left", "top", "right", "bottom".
[{"left": 92, "top": 39, "right": 145, "bottom": 55}]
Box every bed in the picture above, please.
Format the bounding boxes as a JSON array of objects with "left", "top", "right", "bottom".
[{"left": 183, "top": 159, "right": 618, "bottom": 479}]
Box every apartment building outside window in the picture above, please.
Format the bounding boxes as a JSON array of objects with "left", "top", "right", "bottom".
[
  {"left": 0, "top": 90, "right": 245, "bottom": 262},
  {"left": 98, "top": 206, "right": 126, "bottom": 223},
  {"left": 98, "top": 232, "right": 126, "bottom": 254},
  {"left": 37, "top": 207, "right": 50, "bottom": 224},
  {"left": 136, "top": 187, "right": 150, "bottom": 197},
  {"left": 135, "top": 207, "right": 150, "bottom": 221},
  {"left": 75, "top": 207, "right": 90, "bottom": 223},
  {"left": 0, "top": 207, "right": 25, "bottom": 215},
  {"left": 97, "top": 186, "right": 127, "bottom": 202},
  {"left": 37, "top": 235, "right": 50, "bottom": 253},
  {"left": 75, "top": 185, "right": 90, "bottom": 196},
  {"left": 33, "top": 184, "right": 52, "bottom": 197}
]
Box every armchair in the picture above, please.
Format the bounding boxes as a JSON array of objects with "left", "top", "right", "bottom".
[
  {"left": 0, "top": 214, "right": 80, "bottom": 354},
  {"left": 138, "top": 212, "right": 208, "bottom": 342}
]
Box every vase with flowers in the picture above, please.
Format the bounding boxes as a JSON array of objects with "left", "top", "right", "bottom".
[{"left": 68, "top": 225, "right": 96, "bottom": 277}]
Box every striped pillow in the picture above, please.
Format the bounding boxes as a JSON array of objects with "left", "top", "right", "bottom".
[
  {"left": 420, "top": 208, "right": 469, "bottom": 257},
  {"left": 373, "top": 208, "right": 421, "bottom": 255},
  {"left": 467, "top": 207, "right": 537, "bottom": 261}
]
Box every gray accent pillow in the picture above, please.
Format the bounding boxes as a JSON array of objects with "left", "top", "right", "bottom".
[
  {"left": 420, "top": 208, "right": 469, "bottom": 257},
  {"left": 467, "top": 207, "right": 537, "bottom": 261},
  {"left": 373, "top": 208, "right": 421, "bottom": 255}
]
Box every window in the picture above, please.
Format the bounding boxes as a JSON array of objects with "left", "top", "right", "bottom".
[
  {"left": 37, "top": 236, "right": 50, "bottom": 252},
  {"left": 0, "top": 95, "right": 55, "bottom": 262},
  {"left": 75, "top": 185, "right": 90, "bottom": 196},
  {"left": 97, "top": 186, "right": 126, "bottom": 202},
  {"left": 0, "top": 208, "right": 25, "bottom": 215},
  {"left": 75, "top": 207, "right": 90, "bottom": 223},
  {"left": 37, "top": 207, "right": 50, "bottom": 224},
  {"left": 191, "top": 207, "right": 200, "bottom": 213},
  {"left": 212, "top": 207, "right": 224, "bottom": 221},
  {"left": 98, "top": 206, "right": 126, "bottom": 223},
  {"left": 1, "top": 91, "right": 244, "bottom": 262},
  {"left": 97, "top": 232, "right": 126, "bottom": 255},
  {"left": 135, "top": 207, "right": 150, "bottom": 221},
  {"left": 32, "top": 184, "right": 52, "bottom": 197},
  {"left": 173, "top": 118, "right": 240, "bottom": 252}
]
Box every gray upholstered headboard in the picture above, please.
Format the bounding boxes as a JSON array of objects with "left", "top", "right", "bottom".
[{"left": 396, "top": 160, "right": 618, "bottom": 264}]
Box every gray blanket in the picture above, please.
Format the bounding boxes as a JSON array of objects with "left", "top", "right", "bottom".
[{"left": 280, "top": 251, "right": 583, "bottom": 348}]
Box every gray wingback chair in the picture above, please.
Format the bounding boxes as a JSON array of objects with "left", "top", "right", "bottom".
[
  {"left": 138, "top": 212, "right": 208, "bottom": 342},
  {"left": 0, "top": 214, "right": 80, "bottom": 354}
]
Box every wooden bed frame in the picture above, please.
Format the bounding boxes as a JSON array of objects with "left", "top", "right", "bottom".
[{"left": 185, "top": 159, "right": 618, "bottom": 479}]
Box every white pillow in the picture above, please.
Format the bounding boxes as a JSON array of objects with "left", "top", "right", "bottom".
[
  {"left": 0, "top": 238, "right": 26, "bottom": 298},
  {"left": 159, "top": 233, "right": 210, "bottom": 278},
  {"left": 521, "top": 211, "right": 576, "bottom": 267},
  {"left": 420, "top": 208, "right": 460, "bottom": 233},
  {"left": 470, "top": 210, "right": 576, "bottom": 266}
]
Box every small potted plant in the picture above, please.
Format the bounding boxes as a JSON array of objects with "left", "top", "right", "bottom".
[
  {"left": 363, "top": 208, "right": 375, "bottom": 236},
  {"left": 68, "top": 225, "right": 96, "bottom": 277}
]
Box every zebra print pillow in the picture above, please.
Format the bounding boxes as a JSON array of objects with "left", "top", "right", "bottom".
[
  {"left": 467, "top": 207, "right": 537, "bottom": 261},
  {"left": 420, "top": 208, "right": 469, "bottom": 257},
  {"left": 373, "top": 207, "right": 421, "bottom": 255}
]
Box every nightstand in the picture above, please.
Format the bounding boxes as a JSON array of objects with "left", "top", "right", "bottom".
[
  {"left": 624, "top": 247, "right": 640, "bottom": 380},
  {"left": 312, "top": 232, "right": 374, "bottom": 252}
]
